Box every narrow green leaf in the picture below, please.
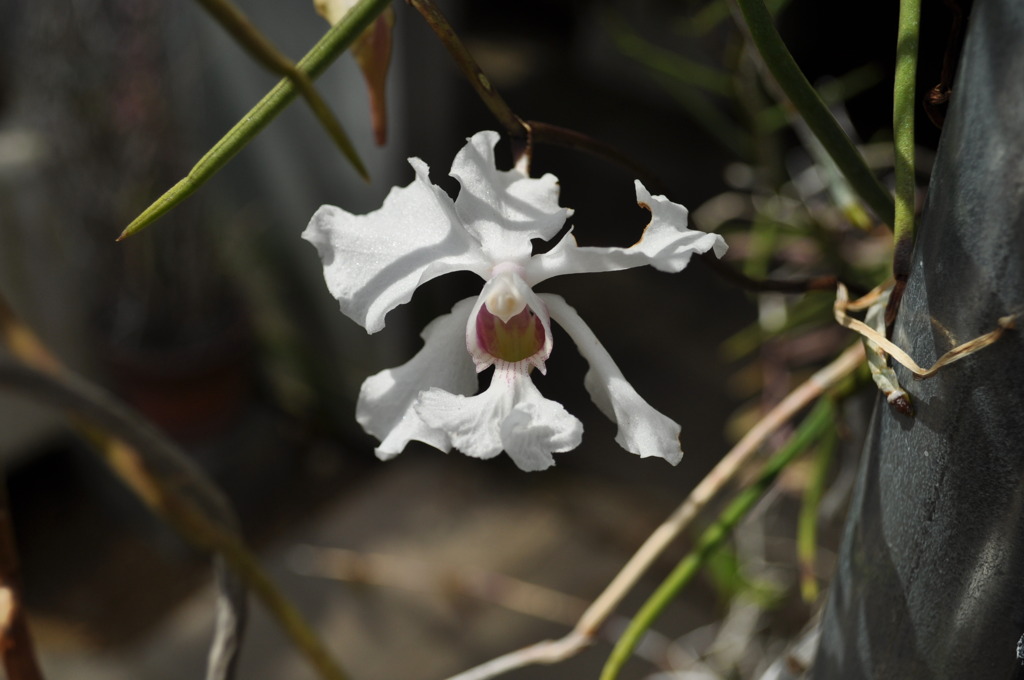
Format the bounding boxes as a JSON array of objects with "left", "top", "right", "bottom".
[
  {"left": 195, "top": 0, "right": 367, "bottom": 175},
  {"left": 731, "top": 0, "right": 896, "bottom": 227},
  {"left": 119, "top": 0, "right": 393, "bottom": 240}
]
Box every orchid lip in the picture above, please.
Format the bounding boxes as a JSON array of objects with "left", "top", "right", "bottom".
[{"left": 475, "top": 303, "right": 546, "bottom": 364}]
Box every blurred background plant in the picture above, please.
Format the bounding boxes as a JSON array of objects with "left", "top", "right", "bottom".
[{"left": 0, "top": 0, "right": 976, "bottom": 678}]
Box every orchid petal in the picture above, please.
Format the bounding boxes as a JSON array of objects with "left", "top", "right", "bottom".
[
  {"left": 500, "top": 375, "right": 583, "bottom": 471},
  {"left": 414, "top": 381, "right": 508, "bottom": 461},
  {"left": 302, "top": 158, "right": 490, "bottom": 333},
  {"left": 524, "top": 180, "right": 727, "bottom": 285},
  {"left": 357, "top": 298, "right": 478, "bottom": 459},
  {"left": 542, "top": 294, "right": 683, "bottom": 464},
  {"left": 415, "top": 367, "right": 582, "bottom": 471},
  {"left": 450, "top": 131, "right": 572, "bottom": 264}
]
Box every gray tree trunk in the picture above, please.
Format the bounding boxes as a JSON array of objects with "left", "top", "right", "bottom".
[{"left": 810, "top": 0, "right": 1024, "bottom": 678}]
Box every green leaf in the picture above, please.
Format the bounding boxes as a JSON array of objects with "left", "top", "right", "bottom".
[
  {"left": 119, "top": 0, "right": 393, "bottom": 240},
  {"left": 196, "top": 0, "right": 367, "bottom": 174},
  {"left": 731, "top": 0, "right": 896, "bottom": 227}
]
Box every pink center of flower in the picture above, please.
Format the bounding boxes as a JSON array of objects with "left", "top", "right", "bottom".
[{"left": 475, "top": 303, "right": 546, "bottom": 364}]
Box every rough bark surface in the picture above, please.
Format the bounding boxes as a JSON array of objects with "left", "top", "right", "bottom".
[{"left": 810, "top": 0, "right": 1024, "bottom": 677}]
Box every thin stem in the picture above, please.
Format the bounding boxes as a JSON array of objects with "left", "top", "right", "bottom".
[
  {"left": 194, "top": 0, "right": 366, "bottom": 176},
  {"left": 118, "top": 0, "right": 393, "bottom": 240},
  {"left": 600, "top": 398, "right": 837, "bottom": 680},
  {"left": 0, "top": 478, "right": 46, "bottom": 680},
  {"left": 730, "top": 0, "right": 896, "bottom": 227},
  {"left": 887, "top": 0, "right": 922, "bottom": 329}
]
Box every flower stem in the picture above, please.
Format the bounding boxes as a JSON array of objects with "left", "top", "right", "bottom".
[
  {"left": 599, "top": 398, "right": 837, "bottom": 680},
  {"left": 894, "top": 0, "right": 921, "bottom": 247},
  {"left": 731, "top": 0, "right": 896, "bottom": 227},
  {"left": 118, "top": 0, "right": 392, "bottom": 240},
  {"left": 887, "top": 0, "right": 921, "bottom": 328}
]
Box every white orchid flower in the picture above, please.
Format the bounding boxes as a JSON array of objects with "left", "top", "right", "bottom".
[{"left": 302, "top": 131, "right": 727, "bottom": 471}]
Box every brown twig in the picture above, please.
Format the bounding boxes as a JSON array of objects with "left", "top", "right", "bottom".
[{"left": 0, "top": 480, "right": 45, "bottom": 680}]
